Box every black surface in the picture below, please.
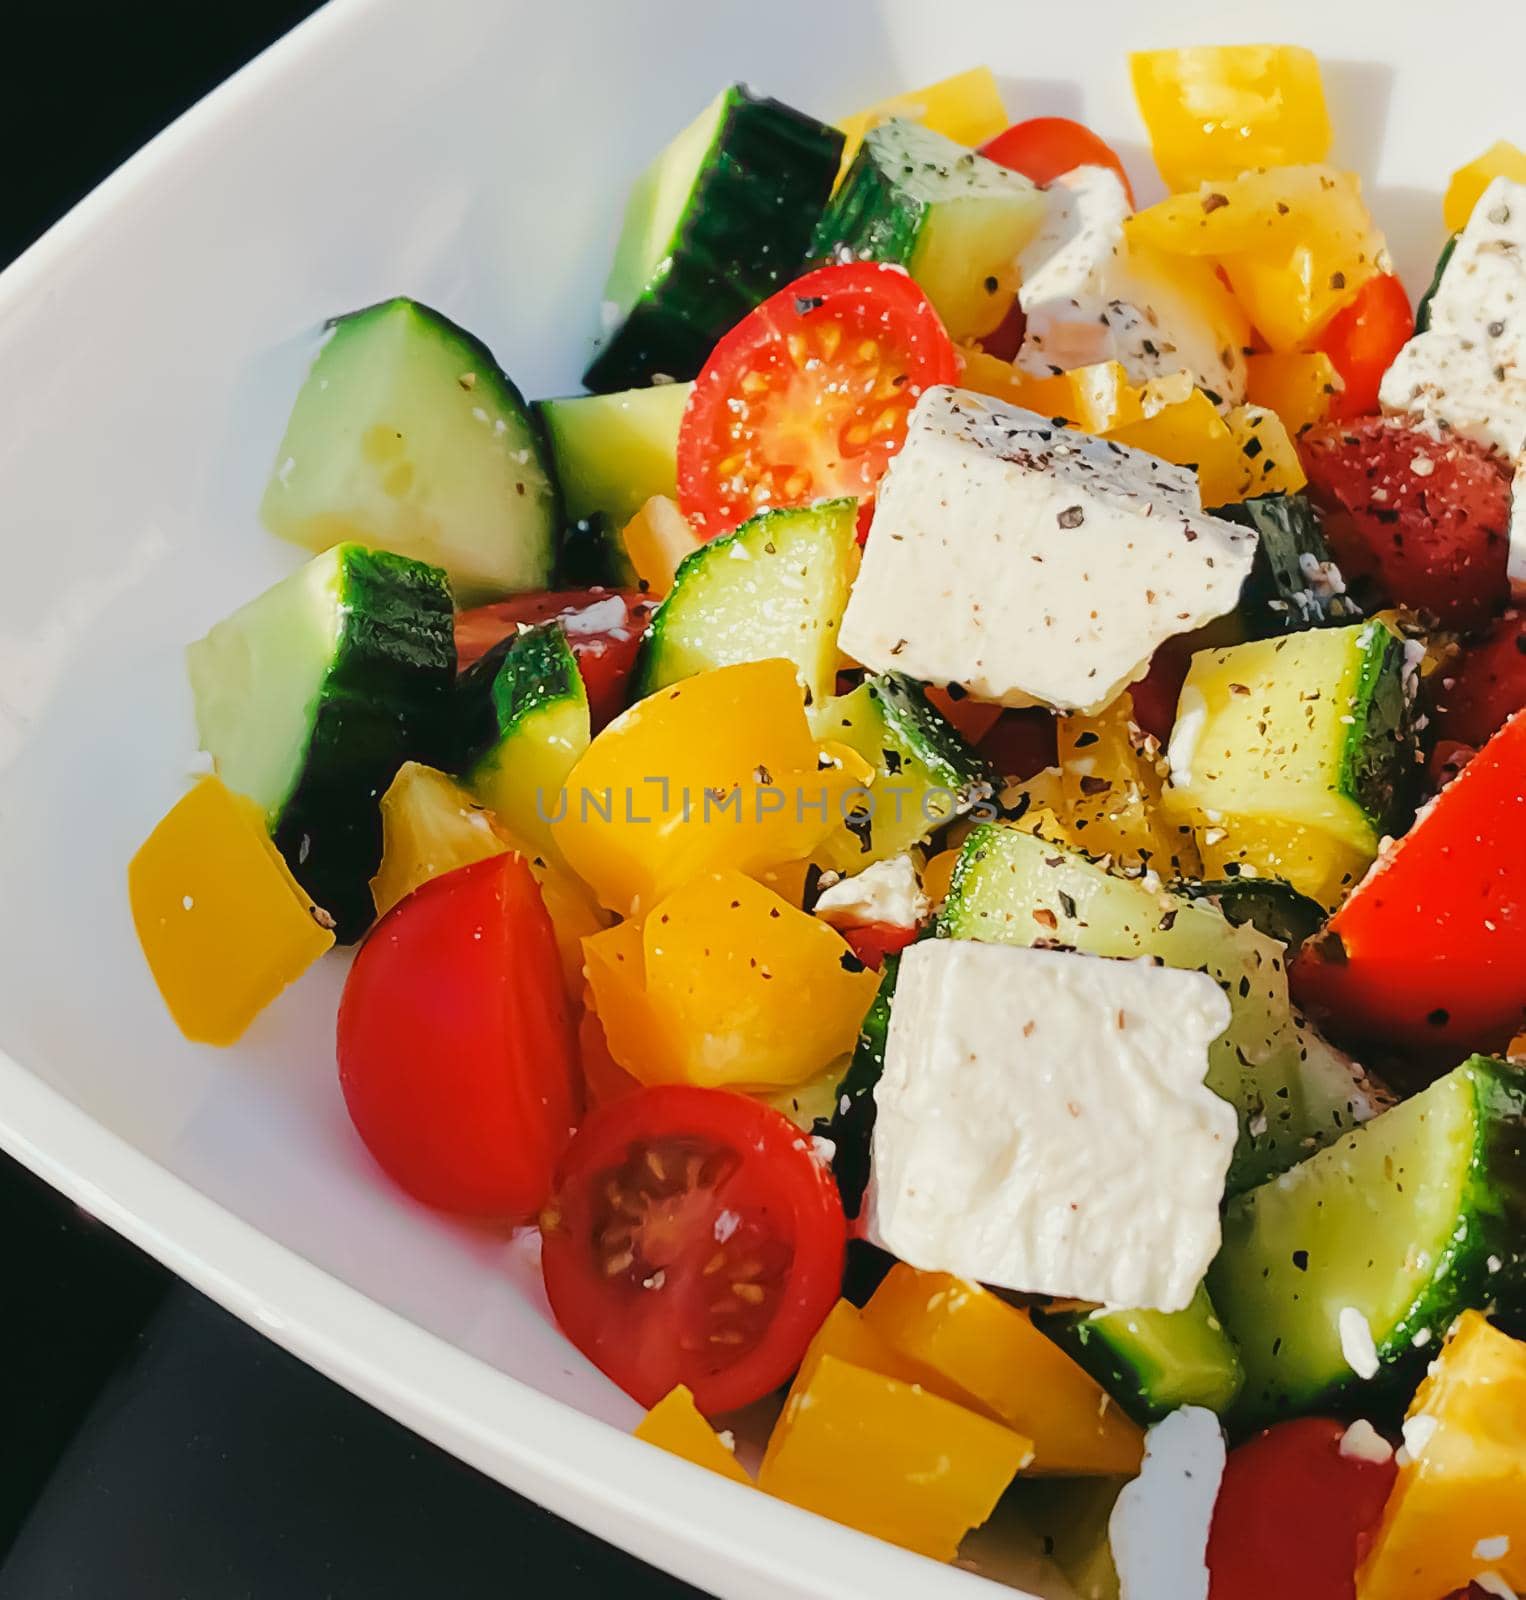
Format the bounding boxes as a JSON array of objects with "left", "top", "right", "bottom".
[{"left": 0, "top": 6, "right": 702, "bottom": 1594}]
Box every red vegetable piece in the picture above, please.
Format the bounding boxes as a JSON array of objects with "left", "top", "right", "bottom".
[
  {"left": 1292, "top": 709, "right": 1526, "bottom": 1053},
  {"left": 1433, "top": 610, "right": 1526, "bottom": 748},
  {"left": 1300, "top": 415, "right": 1511, "bottom": 629}
]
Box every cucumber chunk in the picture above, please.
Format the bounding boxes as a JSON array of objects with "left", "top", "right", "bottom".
[
  {"left": 1009, "top": 1477, "right": 1123, "bottom": 1600},
  {"left": 1210, "top": 1054, "right": 1526, "bottom": 1428},
  {"left": 1169, "top": 621, "right": 1412, "bottom": 852},
  {"left": 1180, "top": 878, "right": 1326, "bottom": 953},
  {"left": 809, "top": 675, "right": 996, "bottom": 873},
  {"left": 557, "top": 513, "right": 639, "bottom": 589},
  {"left": 537, "top": 382, "right": 691, "bottom": 526},
  {"left": 260, "top": 298, "right": 557, "bottom": 604},
  {"left": 188, "top": 543, "right": 454, "bottom": 941},
  {"left": 816, "top": 950, "right": 899, "bottom": 1220},
  {"left": 813, "top": 118, "right": 1045, "bottom": 341},
  {"left": 585, "top": 86, "right": 843, "bottom": 392},
  {"left": 1215, "top": 492, "right": 1363, "bottom": 637},
  {"left": 635, "top": 499, "right": 858, "bottom": 705},
  {"left": 1041, "top": 1285, "right": 1245, "bottom": 1424},
  {"left": 455, "top": 620, "right": 590, "bottom": 864},
  {"left": 939, "top": 823, "right": 1384, "bottom": 1190}
]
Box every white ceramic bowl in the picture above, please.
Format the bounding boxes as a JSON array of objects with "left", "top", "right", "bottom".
[{"left": 0, "top": 2, "right": 1516, "bottom": 1594}]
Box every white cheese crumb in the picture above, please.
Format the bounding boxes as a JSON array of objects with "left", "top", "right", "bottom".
[
  {"left": 1338, "top": 1419, "right": 1393, "bottom": 1466},
  {"left": 1476, "top": 1536, "right": 1513, "bottom": 1563},
  {"left": 716, "top": 1429, "right": 737, "bottom": 1454},
  {"left": 809, "top": 1135, "right": 836, "bottom": 1168},
  {"left": 185, "top": 750, "right": 215, "bottom": 777},
  {"left": 1338, "top": 1307, "right": 1380, "bottom": 1380},
  {"left": 1475, "top": 1574, "right": 1519, "bottom": 1600},
  {"left": 181, "top": 895, "right": 194, "bottom": 912},
  {"left": 1110, "top": 1406, "right": 1225, "bottom": 1600},
  {"left": 713, "top": 1209, "right": 740, "bottom": 1243},
  {"left": 1396, "top": 1411, "right": 1439, "bottom": 1466},
  {"left": 814, "top": 855, "right": 929, "bottom": 930}
]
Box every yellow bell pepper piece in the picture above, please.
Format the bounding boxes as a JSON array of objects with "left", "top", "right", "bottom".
[
  {"left": 759, "top": 1302, "right": 1032, "bottom": 1563},
  {"left": 583, "top": 871, "right": 880, "bottom": 1090},
  {"left": 1130, "top": 46, "right": 1332, "bottom": 192},
  {"left": 836, "top": 66, "right": 1008, "bottom": 178},
  {"left": 1105, "top": 388, "right": 1243, "bottom": 506},
  {"left": 1127, "top": 165, "right": 1386, "bottom": 350},
  {"left": 128, "top": 776, "right": 334, "bottom": 1046},
  {"left": 635, "top": 1386, "right": 752, "bottom": 1486},
  {"left": 958, "top": 351, "right": 1196, "bottom": 434},
  {"left": 620, "top": 494, "right": 700, "bottom": 596},
  {"left": 861, "top": 1266, "right": 1144, "bottom": 1477},
  {"left": 1225, "top": 404, "right": 1307, "bottom": 498},
  {"left": 1445, "top": 140, "right": 1526, "bottom": 234},
  {"left": 1195, "top": 817, "right": 1370, "bottom": 913},
  {"left": 1057, "top": 695, "right": 1199, "bottom": 877},
  {"left": 921, "top": 847, "right": 962, "bottom": 908},
  {"left": 1245, "top": 350, "right": 1344, "bottom": 432},
  {"left": 552, "top": 659, "right": 861, "bottom": 916},
  {"left": 371, "top": 762, "right": 608, "bottom": 996},
  {"left": 1357, "top": 1311, "right": 1526, "bottom": 1600}
]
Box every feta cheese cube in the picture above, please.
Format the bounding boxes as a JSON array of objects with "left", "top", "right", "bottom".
[
  {"left": 1380, "top": 176, "right": 1526, "bottom": 459},
  {"left": 838, "top": 386, "right": 1257, "bottom": 714},
  {"left": 1109, "top": 1406, "right": 1226, "bottom": 1600},
  {"left": 1017, "top": 165, "right": 1246, "bottom": 406},
  {"left": 866, "top": 940, "right": 1236, "bottom": 1312},
  {"left": 813, "top": 855, "right": 928, "bottom": 930}
]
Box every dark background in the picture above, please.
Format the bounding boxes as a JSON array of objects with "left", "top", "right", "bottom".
[{"left": 0, "top": 5, "right": 698, "bottom": 1594}]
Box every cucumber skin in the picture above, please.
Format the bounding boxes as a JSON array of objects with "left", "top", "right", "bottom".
[
  {"left": 811, "top": 135, "right": 926, "bottom": 267},
  {"left": 1415, "top": 234, "right": 1459, "bottom": 334},
  {"left": 1216, "top": 492, "right": 1363, "bottom": 637},
  {"left": 1181, "top": 878, "right": 1326, "bottom": 953},
  {"left": 816, "top": 951, "right": 900, "bottom": 1220},
  {"left": 1340, "top": 626, "right": 1413, "bottom": 841},
  {"left": 454, "top": 619, "right": 584, "bottom": 778},
  {"left": 1041, "top": 1292, "right": 1246, "bottom": 1425},
  {"left": 1215, "top": 1055, "right": 1526, "bottom": 1430},
  {"left": 584, "top": 90, "right": 844, "bottom": 392},
  {"left": 272, "top": 547, "right": 455, "bottom": 942},
  {"left": 557, "top": 514, "right": 639, "bottom": 589},
  {"left": 866, "top": 674, "right": 996, "bottom": 793}
]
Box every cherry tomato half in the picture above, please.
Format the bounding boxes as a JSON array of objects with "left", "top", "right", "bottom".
[
  {"left": 1207, "top": 1418, "right": 1397, "bottom": 1600},
  {"left": 540, "top": 1085, "right": 847, "bottom": 1414},
  {"left": 981, "top": 117, "right": 1136, "bottom": 206},
  {"left": 454, "top": 589, "right": 658, "bottom": 731},
  {"left": 337, "top": 854, "right": 577, "bottom": 1220},
  {"left": 677, "top": 262, "right": 959, "bottom": 538},
  {"left": 1316, "top": 273, "right": 1414, "bottom": 420},
  {"left": 1301, "top": 415, "right": 1512, "bottom": 629}
]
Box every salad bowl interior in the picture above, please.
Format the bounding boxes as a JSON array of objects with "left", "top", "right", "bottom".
[{"left": 0, "top": 0, "right": 1521, "bottom": 1595}]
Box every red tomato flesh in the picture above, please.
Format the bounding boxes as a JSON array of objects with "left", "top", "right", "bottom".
[
  {"left": 1433, "top": 610, "right": 1526, "bottom": 749},
  {"left": 676, "top": 262, "right": 959, "bottom": 538},
  {"left": 1207, "top": 1418, "right": 1397, "bottom": 1600},
  {"left": 1128, "top": 643, "right": 1192, "bottom": 746},
  {"left": 540, "top": 1085, "right": 846, "bottom": 1414},
  {"left": 1316, "top": 273, "right": 1414, "bottom": 420},
  {"left": 1292, "top": 709, "right": 1526, "bottom": 1054},
  {"left": 976, "top": 707, "right": 1059, "bottom": 782},
  {"left": 981, "top": 117, "right": 1135, "bottom": 206},
  {"left": 841, "top": 921, "right": 921, "bottom": 971},
  {"left": 337, "top": 854, "right": 577, "bottom": 1220},
  {"left": 454, "top": 589, "right": 658, "bottom": 732},
  {"left": 1300, "top": 415, "right": 1512, "bottom": 628}
]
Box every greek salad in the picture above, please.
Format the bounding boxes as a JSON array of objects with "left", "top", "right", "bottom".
[{"left": 128, "top": 44, "right": 1526, "bottom": 1600}]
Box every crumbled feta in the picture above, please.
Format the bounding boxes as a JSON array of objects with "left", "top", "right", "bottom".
[
  {"left": 813, "top": 854, "right": 928, "bottom": 929},
  {"left": 1338, "top": 1307, "right": 1381, "bottom": 1380},
  {"left": 865, "top": 941, "right": 1236, "bottom": 1311},
  {"left": 840, "top": 387, "right": 1257, "bottom": 715},
  {"left": 1338, "top": 1419, "right": 1394, "bottom": 1465},
  {"left": 1380, "top": 177, "right": 1526, "bottom": 459},
  {"left": 1476, "top": 1536, "right": 1513, "bottom": 1563},
  {"left": 1398, "top": 1411, "right": 1439, "bottom": 1465},
  {"left": 1109, "top": 1406, "right": 1226, "bottom": 1600},
  {"left": 1475, "top": 1573, "right": 1519, "bottom": 1599},
  {"left": 1017, "top": 166, "right": 1246, "bottom": 406}
]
